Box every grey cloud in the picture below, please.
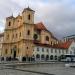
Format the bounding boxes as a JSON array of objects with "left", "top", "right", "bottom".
[
  {"left": 0, "top": 0, "right": 75, "bottom": 39},
  {"left": 35, "top": 1, "right": 75, "bottom": 39}
]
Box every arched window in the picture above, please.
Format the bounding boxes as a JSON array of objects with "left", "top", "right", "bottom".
[
  {"left": 46, "top": 55, "right": 49, "bottom": 60},
  {"left": 36, "top": 54, "right": 40, "bottom": 58},
  {"left": 33, "top": 34, "right": 38, "bottom": 40},
  {"left": 55, "top": 55, "right": 57, "bottom": 60},
  {"left": 41, "top": 55, "right": 44, "bottom": 58},
  {"left": 28, "top": 14, "right": 30, "bottom": 20},
  {"left": 50, "top": 55, "right": 53, "bottom": 60},
  {"left": 27, "top": 30, "right": 30, "bottom": 35},
  {"left": 46, "top": 36, "right": 49, "bottom": 41}
]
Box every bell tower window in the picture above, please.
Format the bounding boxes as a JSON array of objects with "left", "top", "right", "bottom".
[
  {"left": 28, "top": 14, "right": 30, "bottom": 20},
  {"left": 8, "top": 22, "right": 11, "bottom": 26}
]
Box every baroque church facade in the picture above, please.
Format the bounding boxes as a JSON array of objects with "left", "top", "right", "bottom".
[{"left": 2, "top": 7, "right": 59, "bottom": 61}]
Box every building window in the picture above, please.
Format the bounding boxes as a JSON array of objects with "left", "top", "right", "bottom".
[
  {"left": 54, "top": 55, "right": 57, "bottom": 60},
  {"left": 27, "top": 30, "right": 30, "bottom": 35},
  {"left": 28, "top": 14, "right": 30, "bottom": 20},
  {"left": 33, "top": 34, "right": 38, "bottom": 40},
  {"left": 47, "top": 49, "right": 49, "bottom": 53},
  {"left": 51, "top": 48, "right": 53, "bottom": 53},
  {"left": 16, "top": 34, "right": 17, "bottom": 38},
  {"left": 11, "top": 49, "right": 12, "bottom": 54},
  {"left": 20, "top": 32, "right": 21, "bottom": 37},
  {"left": 27, "top": 47, "right": 28, "bottom": 49},
  {"left": 46, "top": 55, "right": 49, "bottom": 60},
  {"left": 70, "top": 51, "right": 72, "bottom": 54},
  {"left": 41, "top": 54, "right": 45, "bottom": 60},
  {"left": 46, "top": 36, "right": 49, "bottom": 41},
  {"left": 51, "top": 41, "right": 53, "bottom": 45},
  {"left": 37, "top": 48, "right": 39, "bottom": 51},
  {"left": 50, "top": 55, "right": 53, "bottom": 60},
  {"left": 55, "top": 49, "right": 57, "bottom": 53},
  {"left": 8, "top": 22, "right": 11, "bottom": 26},
  {"left": 36, "top": 54, "right": 40, "bottom": 59},
  {"left": 5, "top": 49, "right": 7, "bottom": 55},
  {"left": 42, "top": 48, "right": 44, "bottom": 52}
]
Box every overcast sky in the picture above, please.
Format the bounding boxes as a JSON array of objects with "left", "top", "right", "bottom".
[{"left": 0, "top": 0, "right": 75, "bottom": 39}]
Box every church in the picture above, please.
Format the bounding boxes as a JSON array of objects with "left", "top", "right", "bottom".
[{"left": 2, "top": 7, "right": 58, "bottom": 61}]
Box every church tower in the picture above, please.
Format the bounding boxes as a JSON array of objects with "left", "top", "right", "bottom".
[
  {"left": 22, "top": 7, "right": 35, "bottom": 40},
  {"left": 22, "top": 6, "right": 35, "bottom": 24},
  {"left": 22, "top": 7, "right": 35, "bottom": 59}
]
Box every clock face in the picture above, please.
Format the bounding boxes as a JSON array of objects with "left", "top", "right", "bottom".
[{"left": 33, "top": 34, "right": 38, "bottom": 40}]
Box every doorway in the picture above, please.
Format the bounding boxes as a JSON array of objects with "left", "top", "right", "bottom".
[{"left": 13, "top": 50, "right": 16, "bottom": 59}]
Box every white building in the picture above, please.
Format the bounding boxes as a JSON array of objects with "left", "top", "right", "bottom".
[{"left": 33, "top": 40, "right": 75, "bottom": 62}]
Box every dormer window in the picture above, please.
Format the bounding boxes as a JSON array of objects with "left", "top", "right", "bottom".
[
  {"left": 8, "top": 22, "right": 11, "bottom": 26},
  {"left": 46, "top": 36, "right": 49, "bottom": 41},
  {"left": 28, "top": 14, "right": 30, "bottom": 20}
]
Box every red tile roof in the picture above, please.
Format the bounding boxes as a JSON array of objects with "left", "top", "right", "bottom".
[
  {"left": 35, "top": 22, "right": 58, "bottom": 41},
  {"left": 35, "top": 22, "right": 47, "bottom": 30},
  {"left": 56, "top": 40, "right": 73, "bottom": 49},
  {"left": 34, "top": 40, "right": 73, "bottom": 49}
]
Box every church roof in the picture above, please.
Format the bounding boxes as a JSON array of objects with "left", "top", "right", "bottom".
[
  {"left": 34, "top": 40, "right": 73, "bottom": 49},
  {"left": 35, "top": 22, "right": 58, "bottom": 40},
  {"left": 16, "top": 14, "right": 22, "bottom": 19},
  {"left": 23, "top": 7, "right": 35, "bottom": 13},
  {"left": 55, "top": 40, "right": 73, "bottom": 49},
  {"left": 6, "top": 15, "right": 14, "bottom": 19},
  {"left": 35, "top": 22, "right": 47, "bottom": 30}
]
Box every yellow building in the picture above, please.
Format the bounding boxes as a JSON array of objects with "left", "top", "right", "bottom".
[
  {"left": 2, "top": 7, "right": 58, "bottom": 61},
  {"left": 0, "top": 33, "right": 4, "bottom": 57}
]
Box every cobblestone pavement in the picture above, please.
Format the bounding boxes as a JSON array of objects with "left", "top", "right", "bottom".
[
  {"left": 0, "top": 69, "right": 43, "bottom": 75},
  {"left": 0, "top": 63, "right": 75, "bottom": 75}
]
